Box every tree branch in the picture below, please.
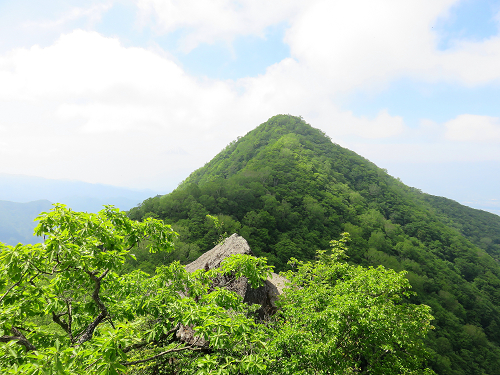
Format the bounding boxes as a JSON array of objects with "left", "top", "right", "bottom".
[
  {"left": 52, "top": 299, "right": 74, "bottom": 341},
  {"left": 122, "top": 344, "right": 201, "bottom": 366},
  {"left": 0, "top": 327, "right": 37, "bottom": 351},
  {"left": 0, "top": 270, "right": 31, "bottom": 304},
  {"left": 52, "top": 311, "right": 70, "bottom": 335},
  {"left": 122, "top": 324, "right": 180, "bottom": 353},
  {"left": 84, "top": 357, "right": 101, "bottom": 371},
  {"left": 74, "top": 269, "right": 110, "bottom": 345},
  {"left": 67, "top": 299, "right": 74, "bottom": 342},
  {"left": 122, "top": 341, "right": 151, "bottom": 354}
]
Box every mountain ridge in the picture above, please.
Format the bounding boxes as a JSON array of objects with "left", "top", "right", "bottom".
[{"left": 129, "top": 114, "right": 500, "bottom": 375}]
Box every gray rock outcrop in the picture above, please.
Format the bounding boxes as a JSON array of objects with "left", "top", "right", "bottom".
[
  {"left": 185, "top": 233, "right": 253, "bottom": 273},
  {"left": 185, "top": 233, "right": 288, "bottom": 316},
  {"left": 177, "top": 234, "right": 288, "bottom": 345}
]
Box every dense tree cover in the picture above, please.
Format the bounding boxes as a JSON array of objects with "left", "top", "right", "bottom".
[
  {"left": 129, "top": 114, "right": 500, "bottom": 374},
  {"left": 0, "top": 205, "right": 433, "bottom": 374},
  {"left": 0, "top": 204, "right": 273, "bottom": 374},
  {"left": 423, "top": 195, "right": 500, "bottom": 261},
  {"left": 268, "top": 233, "right": 434, "bottom": 374}
]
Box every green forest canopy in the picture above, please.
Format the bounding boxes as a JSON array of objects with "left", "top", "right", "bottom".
[
  {"left": 0, "top": 205, "right": 433, "bottom": 374},
  {"left": 129, "top": 114, "right": 500, "bottom": 375}
]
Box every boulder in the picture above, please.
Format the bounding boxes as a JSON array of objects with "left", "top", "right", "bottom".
[
  {"left": 185, "top": 233, "right": 253, "bottom": 273},
  {"left": 177, "top": 234, "right": 288, "bottom": 345},
  {"left": 185, "top": 234, "right": 287, "bottom": 314}
]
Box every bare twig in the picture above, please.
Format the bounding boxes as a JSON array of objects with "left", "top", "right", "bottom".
[{"left": 84, "top": 357, "right": 101, "bottom": 371}]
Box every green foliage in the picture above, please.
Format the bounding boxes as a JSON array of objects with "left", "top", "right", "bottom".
[
  {"left": 206, "top": 214, "right": 229, "bottom": 245},
  {"left": 267, "top": 233, "right": 434, "bottom": 374},
  {"left": 423, "top": 195, "right": 500, "bottom": 261},
  {"left": 0, "top": 202, "right": 435, "bottom": 374},
  {"left": 128, "top": 114, "right": 500, "bottom": 374},
  {"left": 0, "top": 204, "right": 273, "bottom": 374},
  {"left": 187, "top": 233, "right": 434, "bottom": 375}
]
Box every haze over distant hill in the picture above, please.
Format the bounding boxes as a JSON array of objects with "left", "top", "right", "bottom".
[
  {"left": 0, "top": 200, "right": 52, "bottom": 246},
  {"left": 0, "top": 174, "right": 165, "bottom": 245},
  {"left": 0, "top": 173, "right": 164, "bottom": 213},
  {"left": 381, "top": 161, "right": 500, "bottom": 216}
]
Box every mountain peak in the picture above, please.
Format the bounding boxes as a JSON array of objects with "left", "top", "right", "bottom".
[
  {"left": 181, "top": 114, "right": 340, "bottom": 187},
  {"left": 129, "top": 114, "right": 500, "bottom": 374}
]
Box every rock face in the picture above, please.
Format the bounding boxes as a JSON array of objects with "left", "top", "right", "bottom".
[
  {"left": 177, "top": 234, "right": 288, "bottom": 345},
  {"left": 185, "top": 233, "right": 288, "bottom": 317},
  {"left": 185, "top": 233, "right": 253, "bottom": 273}
]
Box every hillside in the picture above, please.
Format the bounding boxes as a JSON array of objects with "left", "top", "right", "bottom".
[
  {"left": 129, "top": 114, "right": 500, "bottom": 375},
  {"left": 423, "top": 194, "right": 500, "bottom": 260}
]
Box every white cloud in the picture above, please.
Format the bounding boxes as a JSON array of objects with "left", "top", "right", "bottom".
[
  {"left": 21, "top": 3, "right": 112, "bottom": 30},
  {"left": 3, "top": 0, "right": 500, "bottom": 189},
  {"left": 134, "top": 0, "right": 307, "bottom": 52},
  {"left": 1, "top": 29, "right": 406, "bottom": 139},
  {"left": 284, "top": 0, "right": 454, "bottom": 90},
  {"left": 0, "top": 31, "right": 243, "bottom": 187},
  {"left": 445, "top": 114, "right": 500, "bottom": 142},
  {"left": 0, "top": 30, "right": 243, "bottom": 133},
  {"left": 344, "top": 114, "right": 500, "bottom": 168},
  {"left": 335, "top": 109, "right": 405, "bottom": 139},
  {"left": 283, "top": 0, "right": 500, "bottom": 90},
  {"left": 56, "top": 103, "right": 163, "bottom": 133},
  {"left": 348, "top": 139, "right": 500, "bottom": 165},
  {"left": 131, "top": 0, "right": 500, "bottom": 90},
  {"left": 0, "top": 30, "right": 411, "bottom": 188},
  {"left": 437, "top": 36, "right": 500, "bottom": 85},
  {"left": 0, "top": 30, "right": 191, "bottom": 101}
]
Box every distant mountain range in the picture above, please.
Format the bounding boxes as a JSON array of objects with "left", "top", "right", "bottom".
[
  {"left": 0, "top": 200, "right": 52, "bottom": 245},
  {"left": 0, "top": 173, "right": 164, "bottom": 211},
  {"left": 0, "top": 174, "right": 165, "bottom": 245}
]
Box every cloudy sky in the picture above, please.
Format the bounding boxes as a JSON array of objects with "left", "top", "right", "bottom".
[{"left": 1, "top": 0, "right": 499, "bottom": 214}]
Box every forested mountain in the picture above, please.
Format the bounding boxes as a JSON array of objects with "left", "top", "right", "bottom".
[
  {"left": 424, "top": 195, "right": 500, "bottom": 260},
  {"left": 129, "top": 114, "right": 500, "bottom": 375}
]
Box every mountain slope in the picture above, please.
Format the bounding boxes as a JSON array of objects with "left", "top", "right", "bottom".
[
  {"left": 129, "top": 114, "right": 500, "bottom": 375},
  {"left": 423, "top": 194, "right": 500, "bottom": 259}
]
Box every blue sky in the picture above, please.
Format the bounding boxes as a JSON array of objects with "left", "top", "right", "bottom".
[{"left": 0, "top": 0, "right": 499, "bottom": 215}]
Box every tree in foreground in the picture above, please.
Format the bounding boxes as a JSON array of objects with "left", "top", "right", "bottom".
[
  {"left": 0, "top": 204, "right": 271, "bottom": 374},
  {"left": 265, "top": 233, "right": 435, "bottom": 374},
  {"left": 0, "top": 205, "right": 434, "bottom": 374}
]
